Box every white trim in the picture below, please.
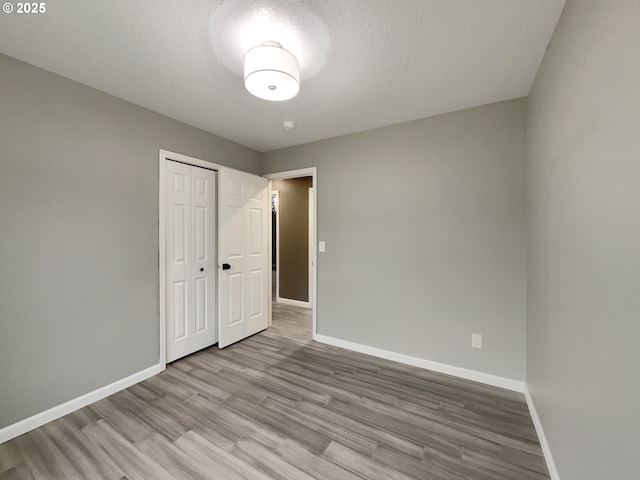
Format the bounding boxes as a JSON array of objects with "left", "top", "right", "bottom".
[
  {"left": 314, "top": 334, "right": 525, "bottom": 393},
  {"left": 264, "top": 168, "right": 318, "bottom": 339},
  {"left": 524, "top": 385, "right": 560, "bottom": 480},
  {"left": 160, "top": 149, "right": 225, "bottom": 171},
  {"left": 159, "top": 156, "right": 166, "bottom": 366},
  {"left": 308, "top": 187, "right": 314, "bottom": 309},
  {"left": 276, "top": 297, "right": 312, "bottom": 308},
  {"left": 159, "top": 149, "right": 224, "bottom": 367},
  {"left": 0, "top": 363, "right": 163, "bottom": 444},
  {"left": 264, "top": 167, "right": 316, "bottom": 180}
]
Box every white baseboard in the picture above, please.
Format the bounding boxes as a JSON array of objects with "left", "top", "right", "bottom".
[
  {"left": 524, "top": 385, "right": 560, "bottom": 480},
  {"left": 276, "top": 297, "right": 311, "bottom": 308},
  {"left": 0, "top": 363, "right": 164, "bottom": 444},
  {"left": 314, "top": 334, "right": 525, "bottom": 393}
]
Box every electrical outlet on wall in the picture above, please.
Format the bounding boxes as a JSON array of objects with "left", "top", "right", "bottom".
[{"left": 471, "top": 334, "right": 482, "bottom": 349}]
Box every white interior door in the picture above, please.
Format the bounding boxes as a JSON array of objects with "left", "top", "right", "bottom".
[
  {"left": 218, "top": 167, "right": 269, "bottom": 348},
  {"left": 165, "top": 160, "right": 217, "bottom": 362}
]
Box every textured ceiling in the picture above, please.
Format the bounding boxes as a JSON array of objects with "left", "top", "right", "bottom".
[{"left": 0, "top": 0, "right": 565, "bottom": 152}]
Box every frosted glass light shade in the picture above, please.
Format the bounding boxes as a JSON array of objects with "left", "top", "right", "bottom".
[{"left": 244, "top": 42, "right": 300, "bottom": 101}]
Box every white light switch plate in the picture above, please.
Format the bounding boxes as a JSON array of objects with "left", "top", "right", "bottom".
[
  {"left": 472, "top": 334, "right": 482, "bottom": 349},
  {"left": 319, "top": 241, "right": 326, "bottom": 252}
]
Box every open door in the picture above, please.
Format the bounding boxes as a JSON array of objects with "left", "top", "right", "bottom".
[{"left": 218, "top": 167, "right": 270, "bottom": 348}]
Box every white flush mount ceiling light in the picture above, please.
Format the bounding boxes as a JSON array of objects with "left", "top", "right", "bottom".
[{"left": 244, "top": 41, "right": 300, "bottom": 101}]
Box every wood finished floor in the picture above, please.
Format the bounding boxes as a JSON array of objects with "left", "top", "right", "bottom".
[{"left": 0, "top": 303, "right": 549, "bottom": 479}]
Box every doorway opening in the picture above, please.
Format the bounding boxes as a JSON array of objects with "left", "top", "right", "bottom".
[{"left": 264, "top": 168, "right": 317, "bottom": 339}]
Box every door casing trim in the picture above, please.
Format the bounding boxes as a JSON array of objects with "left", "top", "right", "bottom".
[{"left": 263, "top": 167, "right": 318, "bottom": 339}]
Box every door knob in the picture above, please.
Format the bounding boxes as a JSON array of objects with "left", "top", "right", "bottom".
[
  {"left": 222, "top": 263, "right": 231, "bottom": 270},
  {"left": 200, "top": 267, "right": 204, "bottom": 272}
]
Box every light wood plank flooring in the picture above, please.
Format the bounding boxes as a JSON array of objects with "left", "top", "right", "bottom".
[{"left": 0, "top": 303, "right": 549, "bottom": 479}]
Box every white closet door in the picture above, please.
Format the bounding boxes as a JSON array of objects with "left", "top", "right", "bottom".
[
  {"left": 166, "top": 160, "right": 216, "bottom": 362},
  {"left": 218, "top": 167, "right": 269, "bottom": 348}
]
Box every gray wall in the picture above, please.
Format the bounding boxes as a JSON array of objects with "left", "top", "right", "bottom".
[
  {"left": 0, "top": 54, "right": 259, "bottom": 428},
  {"left": 272, "top": 177, "right": 313, "bottom": 302},
  {"left": 526, "top": 1, "right": 640, "bottom": 478},
  {"left": 262, "top": 99, "right": 527, "bottom": 380}
]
